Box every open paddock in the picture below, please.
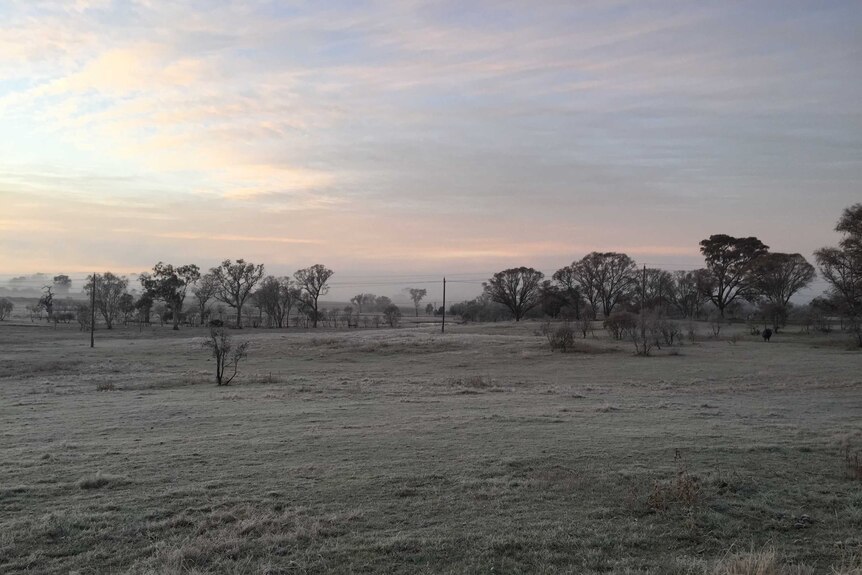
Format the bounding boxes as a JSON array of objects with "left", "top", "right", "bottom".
[{"left": 1, "top": 321, "right": 860, "bottom": 574}]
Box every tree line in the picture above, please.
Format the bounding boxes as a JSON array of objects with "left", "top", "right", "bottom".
[
  {"left": 2, "top": 205, "right": 859, "bottom": 345},
  {"left": 89, "top": 262, "right": 336, "bottom": 330},
  {"left": 477, "top": 204, "right": 861, "bottom": 345}
]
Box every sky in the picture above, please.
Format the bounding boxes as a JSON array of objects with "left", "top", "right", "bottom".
[{"left": 0, "top": 0, "right": 860, "bottom": 301}]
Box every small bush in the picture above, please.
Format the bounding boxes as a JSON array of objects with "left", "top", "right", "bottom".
[
  {"left": 202, "top": 327, "right": 249, "bottom": 386},
  {"left": 709, "top": 313, "right": 724, "bottom": 337},
  {"left": 96, "top": 382, "right": 116, "bottom": 391},
  {"left": 647, "top": 452, "right": 700, "bottom": 512},
  {"left": 604, "top": 311, "right": 637, "bottom": 340},
  {"left": 544, "top": 323, "right": 576, "bottom": 352},
  {"left": 574, "top": 317, "right": 594, "bottom": 339},
  {"left": 450, "top": 375, "right": 492, "bottom": 388},
  {"left": 656, "top": 318, "right": 683, "bottom": 346},
  {"left": 76, "top": 472, "right": 128, "bottom": 490},
  {"left": 687, "top": 320, "right": 699, "bottom": 342},
  {"left": 0, "top": 297, "right": 13, "bottom": 321}
]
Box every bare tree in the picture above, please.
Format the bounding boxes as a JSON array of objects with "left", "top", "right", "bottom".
[
  {"left": 551, "top": 265, "right": 583, "bottom": 319},
  {"left": 294, "top": 264, "right": 334, "bottom": 328},
  {"left": 192, "top": 273, "right": 218, "bottom": 326},
  {"left": 202, "top": 327, "right": 249, "bottom": 386},
  {"left": 815, "top": 204, "right": 862, "bottom": 346},
  {"left": 699, "top": 235, "right": 769, "bottom": 317},
  {"left": 668, "top": 270, "right": 711, "bottom": 318},
  {"left": 636, "top": 268, "right": 674, "bottom": 311},
  {"left": 140, "top": 262, "right": 201, "bottom": 330},
  {"left": 210, "top": 259, "right": 265, "bottom": 328},
  {"left": 84, "top": 273, "right": 129, "bottom": 329},
  {"left": 38, "top": 285, "right": 54, "bottom": 321},
  {"left": 558, "top": 252, "right": 637, "bottom": 317},
  {"left": 484, "top": 267, "right": 544, "bottom": 321},
  {"left": 407, "top": 288, "right": 427, "bottom": 318}
]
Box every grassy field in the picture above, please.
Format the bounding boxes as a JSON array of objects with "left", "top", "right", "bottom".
[{"left": 1, "top": 319, "right": 860, "bottom": 574}]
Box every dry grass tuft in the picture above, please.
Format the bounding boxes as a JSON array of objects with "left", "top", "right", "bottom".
[
  {"left": 449, "top": 375, "right": 494, "bottom": 389},
  {"left": 595, "top": 403, "right": 621, "bottom": 413},
  {"left": 712, "top": 548, "right": 782, "bottom": 575},
  {"left": 244, "top": 372, "right": 282, "bottom": 385},
  {"left": 710, "top": 548, "right": 817, "bottom": 575},
  {"left": 75, "top": 472, "right": 129, "bottom": 490},
  {"left": 134, "top": 505, "right": 364, "bottom": 572},
  {"left": 842, "top": 445, "right": 862, "bottom": 481},
  {"left": 831, "top": 556, "right": 862, "bottom": 575},
  {"left": 647, "top": 452, "right": 701, "bottom": 512}
]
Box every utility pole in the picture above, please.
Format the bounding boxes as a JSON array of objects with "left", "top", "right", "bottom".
[
  {"left": 90, "top": 273, "right": 96, "bottom": 348},
  {"left": 441, "top": 277, "right": 446, "bottom": 334},
  {"left": 640, "top": 265, "right": 647, "bottom": 342},
  {"left": 642, "top": 265, "right": 647, "bottom": 309}
]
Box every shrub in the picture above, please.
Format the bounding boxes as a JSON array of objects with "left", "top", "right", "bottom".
[
  {"left": 604, "top": 311, "right": 637, "bottom": 340},
  {"left": 656, "top": 318, "right": 683, "bottom": 346},
  {"left": 646, "top": 452, "right": 700, "bottom": 512},
  {"left": 629, "top": 314, "right": 655, "bottom": 356},
  {"left": 708, "top": 312, "right": 723, "bottom": 337},
  {"left": 574, "top": 316, "right": 594, "bottom": 339},
  {"left": 0, "top": 298, "right": 13, "bottom": 321},
  {"left": 76, "top": 472, "right": 128, "bottom": 490},
  {"left": 202, "top": 327, "right": 250, "bottom": 386},
  {"left": 543, "top": 322, "right": 576, "bottom": 352}
]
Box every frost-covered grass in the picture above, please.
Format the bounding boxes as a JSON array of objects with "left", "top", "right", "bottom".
[{"left": 0, "top": 320, "right": 860, "bottom": 573}]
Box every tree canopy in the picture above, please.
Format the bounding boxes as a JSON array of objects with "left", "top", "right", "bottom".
[
  {"left": 484, "top": 267, "right": 544, "bottom": 321},
  {"left": 210, "top": 259, "right": 265, "bottom": 328},
  {"left": 294, "top": 264, "right": 334, "bottom": 328},
  {"left": 140, "top": 262, "right": 201, "bottom": 330},
  {"left": 699, "top": 234, "right": 769, "bottom": 317}
]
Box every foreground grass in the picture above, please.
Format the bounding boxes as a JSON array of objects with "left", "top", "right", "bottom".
[{"left": 0, "top": 321, "right": 860, "bottom": 573}]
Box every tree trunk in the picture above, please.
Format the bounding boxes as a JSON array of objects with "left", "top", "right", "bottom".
[{"left": 172, "top": 302, "right": 180, "bottom": 330}]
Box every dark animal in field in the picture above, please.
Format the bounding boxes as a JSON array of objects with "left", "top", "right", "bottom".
[
  {"left": 208, "top": 319, "right": 224, "bottom": 328},
  {"left": 762, "top": 328, "right": 772, "bottom": 342}
]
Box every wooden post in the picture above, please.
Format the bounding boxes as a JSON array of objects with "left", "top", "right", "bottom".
[
  {"left": 90, "top": 273, "right": 96, "bottom": 348},
  {"left": 441, "top": 277, "right": 446, "bottom": 334}
]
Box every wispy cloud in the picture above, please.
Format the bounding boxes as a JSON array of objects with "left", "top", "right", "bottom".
[
  {"left": 155, "top": 232, "right": 324, "bottom": 245},
  {"left": 0, "top": 0, "right": 860, "bottom": 276}
]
